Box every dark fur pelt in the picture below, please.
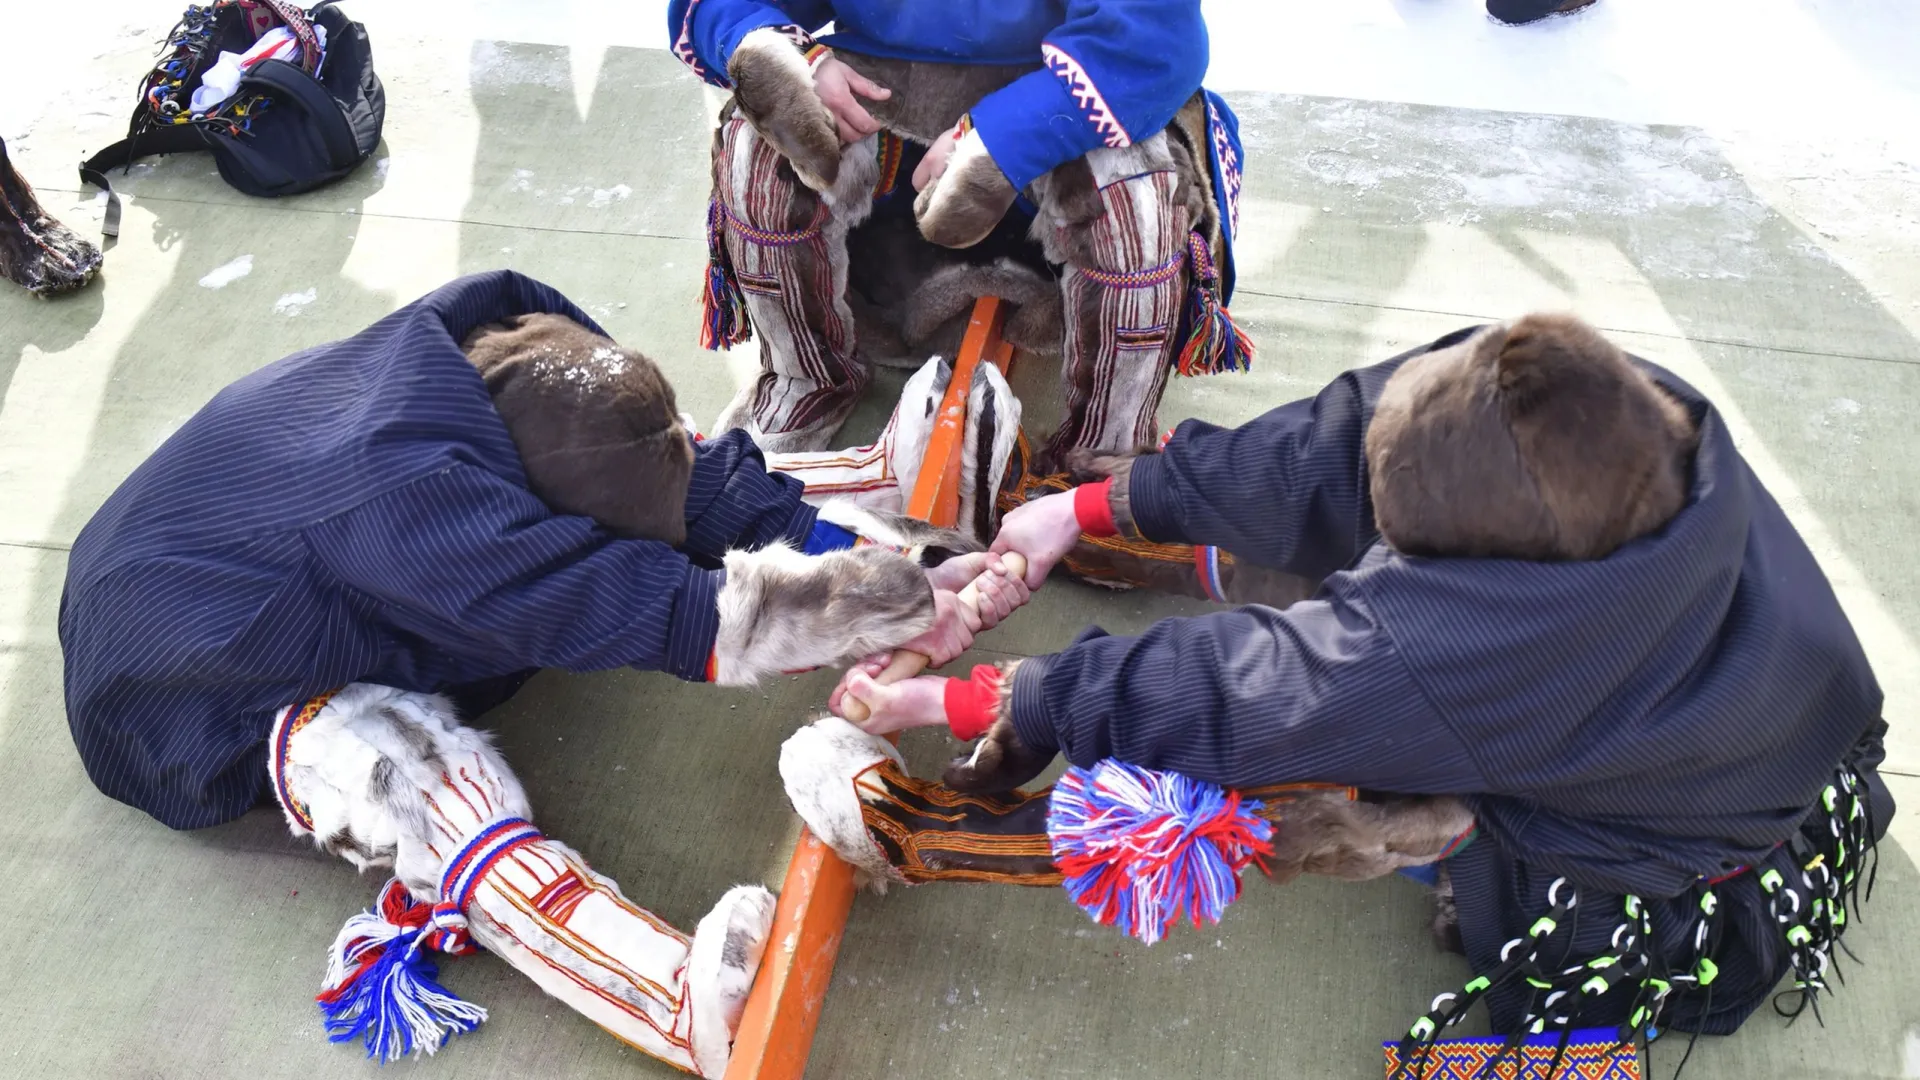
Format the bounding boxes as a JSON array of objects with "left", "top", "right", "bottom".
[
  {"left": 1367, "top": 313, "right": 1698, "bottom": 562},
  {"left": 831, "top": 53, "right": 1034, "bottom": 145},
  {"left": 1262, "top": 790, "right": 1476, "bottom": 886},
  {"left": 845, "top": 186, "right": 1062, "bottom": 367},
  {"left": 462, "top": 313, "right": 694, "bottom": 545}
]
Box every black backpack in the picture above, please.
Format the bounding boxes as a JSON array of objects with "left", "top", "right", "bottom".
[{"left": 80, "top": 0, "right": 383, "bottom": 236}]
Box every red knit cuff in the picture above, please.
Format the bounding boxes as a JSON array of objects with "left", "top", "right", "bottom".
[
  {"left": 1073, "top": 479, "right": 1118, "bottom": 538},
  {"left": 944, "top": 665, "right": 1004, "bottom": 741}
]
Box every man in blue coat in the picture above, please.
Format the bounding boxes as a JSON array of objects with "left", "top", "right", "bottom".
[
  {"left": 831, "top": 312, "right": 1893, "bottom": 1053},
  {"left": 668, "top": 0, "right": 1252, "bottom": 468},
  {"left": 57, "top": 270, "right": 1027, "bottom": 1073}
]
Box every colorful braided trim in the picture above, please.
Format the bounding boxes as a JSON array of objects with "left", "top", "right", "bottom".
[
  {"left": 270, "top": 688, "right": 342, "bottom": 833},
  {"left": 1077, "top": 247, "right": 1185, "bottom": 290},
  {"left": 716, "top": 200, "right": 829, "bottom": 248}
]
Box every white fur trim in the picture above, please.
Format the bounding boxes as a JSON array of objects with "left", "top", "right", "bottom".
[
  {"left": 958, "top": 359, "right": 1022, "bottom": 546},
  {"left": 686, "top": 884, "right": 778, "bottom": 1077},
  {"left": 281, "top": 682, "right": 531, "bottom": 895},
  {"left": 778, "top": 718, "right": 905, "bottom": 888}
]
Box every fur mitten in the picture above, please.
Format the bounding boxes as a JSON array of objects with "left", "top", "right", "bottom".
[
  {"left": 727, "top": 27, "right": 841, "bottom": 191},
  {"left": 915, "top": 124, "right": 1019, "bottom": 249}
]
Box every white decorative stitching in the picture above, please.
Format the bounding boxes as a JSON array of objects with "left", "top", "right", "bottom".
[
  {"left": 1041, "top": 44, "right": 1132, "bottom": 149},
  {"left": 673, "top": 0, "right": 718, "bottom": 85},
  {"left": 1207, "top": 97, "right": 1242, "bottom": 238}
]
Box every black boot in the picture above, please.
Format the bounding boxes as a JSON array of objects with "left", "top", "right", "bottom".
[{"left": 1487, "top": 0, "right": 1598, "bottom": 25}]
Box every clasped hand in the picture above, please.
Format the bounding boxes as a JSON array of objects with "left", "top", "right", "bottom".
[{"left": 832, "top": 491, "right": 1085, "bottom": 732}]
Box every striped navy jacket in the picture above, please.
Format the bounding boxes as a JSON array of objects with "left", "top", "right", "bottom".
[
  {"left": 1008, "top": 328, "right": 1890, "bottom": 1031},
  {"left": 60, "top": 272, "right": 815, "bottom": 830}
]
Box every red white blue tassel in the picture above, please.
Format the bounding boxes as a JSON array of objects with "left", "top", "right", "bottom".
[
  {"left": 315, "top": 817, "right": 542, "bottom": 1062},
  {"left": 1047, "top": 760, "right": 1273, "bottom": 945},
  {"left": 316, "top": 879, "right": 485, "bottom": 1062},
  {"left": 699, "top": 199, "right": 751, "bottom": 351},
  {"left": 1175, "top": 231, "right": 1254, "bottom": 377}
]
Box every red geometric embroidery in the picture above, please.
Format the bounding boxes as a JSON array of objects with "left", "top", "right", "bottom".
[{"left": 1383, "top": 1033, "right": 1641, "bottom": 1080}]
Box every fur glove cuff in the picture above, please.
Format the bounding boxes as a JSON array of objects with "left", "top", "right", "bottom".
[
  {"left": 915, "top": 124, "right": 1018, "bottom": 249},
  {"left": 713, "top": 542, "right": 936, "bottom": 685},
  {"left": 728, "top": 27, "right": 842, "bottom": 191}
]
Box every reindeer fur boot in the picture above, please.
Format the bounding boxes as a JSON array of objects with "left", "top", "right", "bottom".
[
  {"left": 0, "top": 136, "right": 102, "bottom": 296},
  {"left": 761, "top": 353, "right": 1021, "bottom": 547},
  {"left": 779, "top": 716, "right": 1477, "bottom": 893},
  {"left": 271, "top": 683, "right": 774, "bottom": 1075}
]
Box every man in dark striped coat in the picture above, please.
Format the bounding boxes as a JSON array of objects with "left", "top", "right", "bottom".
[
  {"left": 837, "top": 313, "right": 1894, "bottom": 1045},
  {"left": 56, "top": 270, "right": 1024, "bottom": 1073}
]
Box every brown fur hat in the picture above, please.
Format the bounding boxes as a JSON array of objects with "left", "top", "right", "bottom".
[
  {"left": 461, "top": 313, "right": 694, "bottom": 545},
  {"left": 1366, "top": 313, "right": 1698, "bottom": 562}
]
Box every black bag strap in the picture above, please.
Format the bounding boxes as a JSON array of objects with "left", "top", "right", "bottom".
[
  {"left": 78, "top": 125, "right": 209, "bottom": 238},
  {"left": 239, "top": 59, "right": 359, "bottom": 171}
]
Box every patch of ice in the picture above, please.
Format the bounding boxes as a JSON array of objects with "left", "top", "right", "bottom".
[
  {"left": 274, "top": 288, "right": 317, "bottom": 316},
  {"left": 510, "top": 168, "right": 534, "bottom": 192},
  {"left": 588, "top": 183, "right": 633, "bottom": 208},
  {"left": 198, "top": 254, "right": 253, "bottom": 289}
]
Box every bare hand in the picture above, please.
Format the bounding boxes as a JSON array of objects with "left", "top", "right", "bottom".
[
  {"left": 835, "top": 672, "right": 949, "bottom": 736},
  {"left": 813, "top": 55, "right": 891, "bottom": 145},
  {"left": 925, "top": 552, "right": 1033, "bottom": 626},
  {"left": 912, "top": 123, "right": 961, "bottom": 192},
  {"left": 898, "top": 589, "right": 981, "bottom": 669},
  {"left": 828, "top": 653, "right": 890, "bottom": 717},
  {"left": 989, "top": 490, "right": 1082, "bottom": 588}
]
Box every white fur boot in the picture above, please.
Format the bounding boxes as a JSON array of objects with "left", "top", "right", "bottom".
[
  {"left": 273, "top": 683, "right": 774, "bottom": 1075},
  {"left": 759, "top": 354, "right": 951, "bottom": 513},
  {"left": 777, "top": 716, "right": 909, "bottom": 887},
  {"left": 762, "top": 354, "right": 1022, "bottom": 548}
]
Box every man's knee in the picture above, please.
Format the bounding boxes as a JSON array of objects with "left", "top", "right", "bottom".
[
  {"left": 712, "top": 113, "right": 820, "bottom": 232},
  {"left": 1035, "top": 133, "right": 1193, "bottom": 271},
  {"left": 712, "top": 111, "right": 879, "bottom": 231}
]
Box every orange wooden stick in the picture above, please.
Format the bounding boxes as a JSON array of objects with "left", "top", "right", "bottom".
[{"left": 723, "top": 296, "right": 1015, "bottom": 1080}]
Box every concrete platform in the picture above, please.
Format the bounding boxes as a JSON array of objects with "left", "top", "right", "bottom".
[{"left": 1, "top": 2, "right": 1915, "bottom": 1078}]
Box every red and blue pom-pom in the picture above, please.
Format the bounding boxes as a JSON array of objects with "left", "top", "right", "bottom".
[{"left": 1047, "top": 760, "right": 1274, "bottom": 945}]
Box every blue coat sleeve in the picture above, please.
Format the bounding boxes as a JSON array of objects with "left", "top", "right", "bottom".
[
  {"left": 304, "top": 466, "right": 721, "bottom": 680},
  {"left": 680, "top": 428, "right": 818, "bottom": 563},
  {"left": 1124, "top": 362, "right": 1404, "bottom": 582},
  {"left": 669, "top": 0, "right": 834, "bottom": 87},
  {"left": 969, "top": 0, "right": 1209, "bottom": 190},
  {"left": 1007, "top": 583, "right": 1483, "bottom": 793}
]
